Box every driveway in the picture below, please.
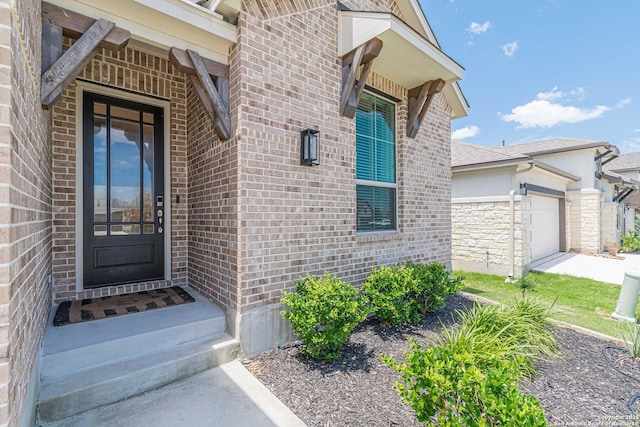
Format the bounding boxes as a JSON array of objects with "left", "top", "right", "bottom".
[{"left": 531, "top": 252, "right": 640, "bottom": 285}]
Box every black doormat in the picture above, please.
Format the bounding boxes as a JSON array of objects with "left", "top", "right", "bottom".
[{"left": 53, "top": 286, "right": 195, "bottom": 326}]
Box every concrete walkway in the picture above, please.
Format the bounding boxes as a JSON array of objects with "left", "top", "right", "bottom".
[
  {"left": 531, "top": 252, "right": 640, "bottom": 284},
  {"left": 47, "top": 360, "right": 306, "bottom": 427}
]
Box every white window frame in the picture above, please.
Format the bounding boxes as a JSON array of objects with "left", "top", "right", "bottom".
[{"left": 355, "top": 90, "right": 398, "bottom": 233}]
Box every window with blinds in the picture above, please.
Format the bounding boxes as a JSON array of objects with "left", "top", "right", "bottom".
[{"left": 356, "top": 92, "right": 396, "bottom": 232}]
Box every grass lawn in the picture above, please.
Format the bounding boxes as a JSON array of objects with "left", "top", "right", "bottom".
[{"left": 457, "top": 270, "right": 634, "bottom": 339}]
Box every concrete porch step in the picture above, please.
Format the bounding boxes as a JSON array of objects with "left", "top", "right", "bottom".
[
  {"left": 37, "top": 287, "right": 239, "bottom": 424},
  {"left": 38, "top": 334, "right": 240, "bottom": 424}
]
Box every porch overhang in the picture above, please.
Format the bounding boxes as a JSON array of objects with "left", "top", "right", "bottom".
[
  {"left": 338, "top": 11, "right": 467, "bottom": 118},
  {"left": 46, "top": 0, "right": 237, "bottom": 64}
]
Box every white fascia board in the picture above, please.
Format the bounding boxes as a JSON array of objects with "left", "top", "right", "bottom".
[
  {"left": 442, "top": 81, "right": 468, "bottom": 119},
  {"left": 52, "top": 0, "right": 236, "bottom": 64},
  {"left": 338, "top": 12, "right": 463, "bottom": 81}
]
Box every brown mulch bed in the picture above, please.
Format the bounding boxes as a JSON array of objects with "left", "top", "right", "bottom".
[{"left": 244, "top": 294, "right": 640, "bottom": 426}]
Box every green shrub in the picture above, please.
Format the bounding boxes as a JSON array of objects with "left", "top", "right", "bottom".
[
  {"left": 382, "top": 299, "right": 555, "bottom": 425},
  {"left": 281, "top": 273, "right": 367, "bottom": 361},
  {"left": 451, "top": 299, "right": 556, "bottom": 375},
  {"left": 514, "top": 274, "right": 538, "bottom": 298},
  {"left": 382, "top": 340, "right": 547, "bottom": 426},
  {"left": 362, "top": 262, "right": 463, "bottom": 325},
  {"left": 362, "top": 265, "right": 421, "bottom": 325},
  {"left": 407, "top": 262, "right": 464, "bottom": 312},
  {"left": 622, "top": 322, "right": 640, "bottom": 358},
  {"left": 621, "top": 230, "right": 640, "bottom": 253}
]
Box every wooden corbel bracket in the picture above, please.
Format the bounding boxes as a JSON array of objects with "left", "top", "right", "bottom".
[
  {"left": 40, "top": 2, "right": 130, "bottom": 108},
  {"left": 169, "top": 47, "right": 231, "bottom": 140},
  {"left": 406, "top": 79, "right": 445, "bottom": 138},
  {"left": 340, "top": 38, "right": 383, "bottom": 118}
]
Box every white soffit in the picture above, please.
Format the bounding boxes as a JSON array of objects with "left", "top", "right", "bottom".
[
  {"left": 339, "top": 11, "right": 467, "bottom": 118},
  {"left": 51, "top": 0, "right": 237, "bottom": 64}
]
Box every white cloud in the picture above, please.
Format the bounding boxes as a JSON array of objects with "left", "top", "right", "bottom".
[
  {"left": 451, "top": 125, "right": 480, "bottom": 140},
  {"left": 499, "top": 87, "right": 610, "bottom": 129},
  {"left": 501, "top": 41, "right": 519, "bottom": 57},
  {"left": 466, "top": 21, "right": 491, "bottom": 35},
  {"left": 616, "top": 97, "right": 632, "bottom": 108},
  {"left": 633, "top": 129, "right": 640, "bottom": 133},
  {"left": 570, "top": 87, "right": 587, "bottom": 101},
  {"left": 536, "top": 86, "right": 564, "bottom": 101}
]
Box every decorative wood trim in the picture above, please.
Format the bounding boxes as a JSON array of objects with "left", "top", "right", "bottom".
[
  {"left": 41, "top": 19, "right": 115, "bottom": 108},
  {"left": 340, "top": 38, "right": 383, "bottom": 118},
  {"left": 186, "top": 49, "right": 231, "bottom": 140},
  {"left": 169, "top": 47, "right": 229, "bottom": 80},
  {"left": 42, "top": 2, "right": 130, "bottom": 51},
  {"left": 406, "top": 78, "right": 445, "bottom": 138},
  {"left": 41, "top": 21, "right": 62, "bottom": 75}
]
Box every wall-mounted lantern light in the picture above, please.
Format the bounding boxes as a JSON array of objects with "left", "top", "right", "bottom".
[{"left": 301, "top": 128, "right": 320, "bottom": 166}]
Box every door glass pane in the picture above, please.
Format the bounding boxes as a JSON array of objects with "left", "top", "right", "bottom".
[
  {"left": 142, "top": 124, "right": 154, "bottom": 222},
  {"left": 94, "top": 103, "right": 107, "bottom": 115},
  {"left": 93, "top": 116, "right": 107, "bottom": 223},
  {"left": 110, "top": 119, "right": 141, "bottom": 223},
  {"left": 143, "top": 112, "right": 154, "bottom": 124},
  {"left": 111, "top": 224, "right": 141, "bottom": 235},
  {"left": 94, "top": 225, "right": 107, "bottom": 236},
  {"left": 111, "top": 106, "right": 140, "bottom": 121},
  {"left": 143, "top": 224, "right": 155, "bottom": 234}
]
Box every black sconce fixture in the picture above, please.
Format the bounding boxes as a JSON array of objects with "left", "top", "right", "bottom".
[{"left": 301, "top": 128, "right": 319, "bottom": 166}]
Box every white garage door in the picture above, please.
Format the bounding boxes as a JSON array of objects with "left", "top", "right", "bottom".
[{"left": 530, "top": 195, "right": 560, "bottom": 261}]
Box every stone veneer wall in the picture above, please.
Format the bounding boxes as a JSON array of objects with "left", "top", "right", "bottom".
[
  {"left": 567, "top": 189, "right": 602, "bottom": 253},
  {"left": 452, "top": 197, "right": 528, "bottom": 278},
  {"left": 3, "top": 1, "right": 53, "bottom": 425},
  {"left": 51, "top": 40, "right": 189, "bottom": 302},
  {"left": 601, "top": 202, "right": 619, "bottom": 249},
  {"left": 223, "top": 0, "right": 453, "bottom": 354}
]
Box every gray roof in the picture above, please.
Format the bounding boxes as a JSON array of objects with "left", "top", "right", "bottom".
[
  {"left": 451, "top": 141, "right": 527, "bottom": 167},
  {"left": 453, "top": 138, "right": 614, "bottom": 168},
  {"left": 604, "top": 152, "right": 640, "bottom": 172},
  {"left": 499, "top": 138, "right": 612, "bottom": 157}
]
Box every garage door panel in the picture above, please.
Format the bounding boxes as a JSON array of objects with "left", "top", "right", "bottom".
[{"left": 530, "top": 195, "right": 560, "bottom": 261}]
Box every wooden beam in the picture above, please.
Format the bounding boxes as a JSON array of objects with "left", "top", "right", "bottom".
[
  {"left": 342, "top": 38, "right": 383, "bottom": 67},
  {"left": 340, "top": 38, "right": 383, "bottom": 118},
  {"left": 41, "top": 19, "right": 115, "bottom": 108},
  {"left": 406, "top": 79, "right": 445, "bottom": 138},
  {"left": 41, "top": 21, "right": 62, "bottom": 75},
  {"left": 42, "top": 2, "right": 129, "bottom": 51},
  {"left": 169, "top": 47, "right": 229, "bottom": 79},
  {"left": 187, "top": 49, "right": 232, "bottom": 140}
]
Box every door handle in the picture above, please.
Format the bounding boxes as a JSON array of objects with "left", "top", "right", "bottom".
[{"left": 157, "top": 209, "right": 163, "bottom": 233}]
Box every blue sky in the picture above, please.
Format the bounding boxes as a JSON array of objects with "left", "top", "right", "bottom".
[{"left": 420, "top": 0, "right": 640, "bottom": 153}]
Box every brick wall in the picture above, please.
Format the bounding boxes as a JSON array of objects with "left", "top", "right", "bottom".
[
  {"left": 3, "top": 0, "right": 53, "bottom": 425},
  {"left": 231, "top": 1, "right": 454, "bottom": 353},
  {"left": 186, "top": 81, "right": 240, "bottom": 311},
  {"left": 452, "top": 198, "right": 528, "bottom": 278},
  {"left": 51, "top": 40, "right": 189, "bottom": 303}
]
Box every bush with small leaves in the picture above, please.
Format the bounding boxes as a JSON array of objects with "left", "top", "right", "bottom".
[
  {"left": 361, "top": 265, "right": 421, "bottom": 325},
  {"left": 407, "top": 261, "right": 464, "bottom": 312},
  {"left": 514, "top": 274, "right": 538, "bottom": 299},
  {"left": 281, "top": 273, "right": 367, "bottom": 361},
  {"left": 382, "top": 340, "right": 547, "bottom": 426},
  {"left": 362, "top": 263, "right": 463, "bottom": 325},
  {"left": 621, "top": 231, "right": 640, "bottom": 253}
]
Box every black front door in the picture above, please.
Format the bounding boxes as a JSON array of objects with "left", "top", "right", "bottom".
[{"left": 83, "top": 92, "right": 165, "bottom": 288}]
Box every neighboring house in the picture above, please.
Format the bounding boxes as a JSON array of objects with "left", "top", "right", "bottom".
[
  {"left": 604, "top": 152, "right": 640, "bottom": 233},
  {"left": 3, "top": 0, "right": 467, "bottom": 424},
  {"left": 451, "top": 138, "right": 636, "bottom": 279}
]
